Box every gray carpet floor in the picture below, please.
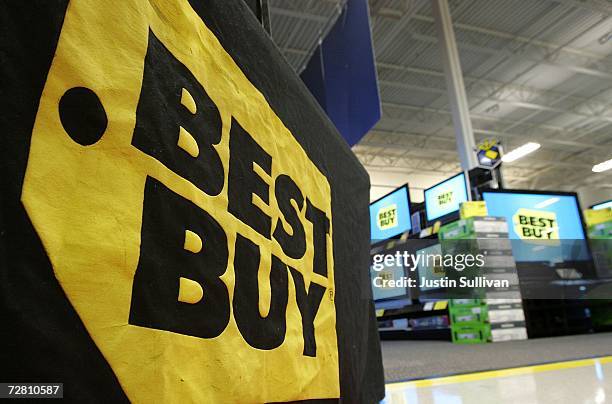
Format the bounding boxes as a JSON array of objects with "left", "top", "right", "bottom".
[{"left": 382, "top": 332, "right": 612, "bottom": 383}]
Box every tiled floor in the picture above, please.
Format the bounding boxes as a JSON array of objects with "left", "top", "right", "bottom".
[
  {"left": 383, "top": 356, "right": 612, "bottom": 404},
  {"left": 381, "top": 333, "right": 612, "bottom": 382}
]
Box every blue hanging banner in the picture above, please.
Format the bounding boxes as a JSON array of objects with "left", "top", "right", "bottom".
[{"left": 301, "top": 0, "right": 381, "bottom": 147}]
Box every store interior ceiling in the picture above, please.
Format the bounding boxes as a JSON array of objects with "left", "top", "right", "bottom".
[{"left": 268, "top": 0, "right": 612, "bottom": 203}]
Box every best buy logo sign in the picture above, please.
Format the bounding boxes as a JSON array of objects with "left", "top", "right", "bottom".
[
  {"left": 378, "top": 204, "right": 398, "bottom": 230},
  {"left": 438, "top": 191, "right": 453, "bottom": 206},
  {"left": 513, "top": 208, "right": 559, "bottom": 241},
  {"left": 20, "top": 0, "right": 338, "bottom": 402}
]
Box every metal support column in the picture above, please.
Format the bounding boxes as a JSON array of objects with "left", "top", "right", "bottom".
[{"left": 432, "top": 0, "right": 478, "bottom": 170}]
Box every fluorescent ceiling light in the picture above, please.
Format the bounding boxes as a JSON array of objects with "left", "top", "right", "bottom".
[
  {"left": 501, "top": 142, "right": 541, "bottom": 163},
  {"left": 592, "top": 158, "right": 612, "bottom": 173},
  {"left": 535, "top": 197, "right": 559, "bottom": 209}
]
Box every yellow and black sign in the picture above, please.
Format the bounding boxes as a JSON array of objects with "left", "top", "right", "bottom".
[
  {"left": 17, "top": 0, "right": 341, "bottom": 402},
  {"left": 377, "top": 204, "right": 398, "bottom": 230},
  {"left": 513, "top": 208, "right": 560, "bottom": 241},
  {"left": 437, "top": 191, "right": 454, "bottom": 207},
  {"left": 379, "top": 270, "right": 394, "bottom": 284},
  {"left": 476, "top": 138, "right": 502, "bottom": 169},
  {"left": 460, "top": 201, "right": 488, "bottom": 219},
  {"left": 584, "top": 208, "right": 612, "bottom": 226}
]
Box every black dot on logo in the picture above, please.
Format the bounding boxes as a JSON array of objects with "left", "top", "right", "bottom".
[{"left": 59, "top": 87, "right": 108, "bottom": 146}]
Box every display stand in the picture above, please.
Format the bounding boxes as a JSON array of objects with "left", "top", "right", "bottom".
[
  {"left": 377, "top": 302, "right": 451, "bottom": 340},
  {"left": 439, "top": 216, "right": 528, "bottom": 343}
]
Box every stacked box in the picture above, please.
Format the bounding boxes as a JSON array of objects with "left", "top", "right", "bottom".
[
  {"left": 449, "top": 298, "right": 481, "bottom": 307},
  {"left": 452, "top": 323, "right": 490, "bottom": 344},
  {"left": 489, "top": 322, "right": 528, "bottom": 342},
  {"left": 450, "top": 305, "right": 488, "bottom": 324},
  {"left": 584, "top": 208, "right": 612, "bottom": 228},
  {"left": 448, "top": 299, "right": 490, "bottom": 344},
  {"left": 441, "top": 217, "right": 528, "bottom": 343},
  {"left": 439, "top": 216, "right": 509, "bottom": 240}
]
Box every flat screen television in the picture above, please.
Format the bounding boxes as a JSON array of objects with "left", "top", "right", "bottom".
[
  {"left": 370, "top": 185, "right": 411, "bottom": 241},
  {"left": 424, "top": 172, "right": 469, "bottom": 225},
  {"left": 369, "top": 257, "right": 410, "bottom": 302},
  {"left": 591, "top": 200, "right": 612, "bottom": 210},
  {"left": 482, "top": 190, "right": 591, "bottom": 265},
  {"left": 415, "top": 243, "right": 444, "bottom": 292}
]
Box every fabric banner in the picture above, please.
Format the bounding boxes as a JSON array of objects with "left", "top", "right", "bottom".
[
  {"left": 0, "top": 0, "right": 384, "bottom": 402},
  {"left": 301, "top": 0, "right": 381, "bottom": 147}
]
